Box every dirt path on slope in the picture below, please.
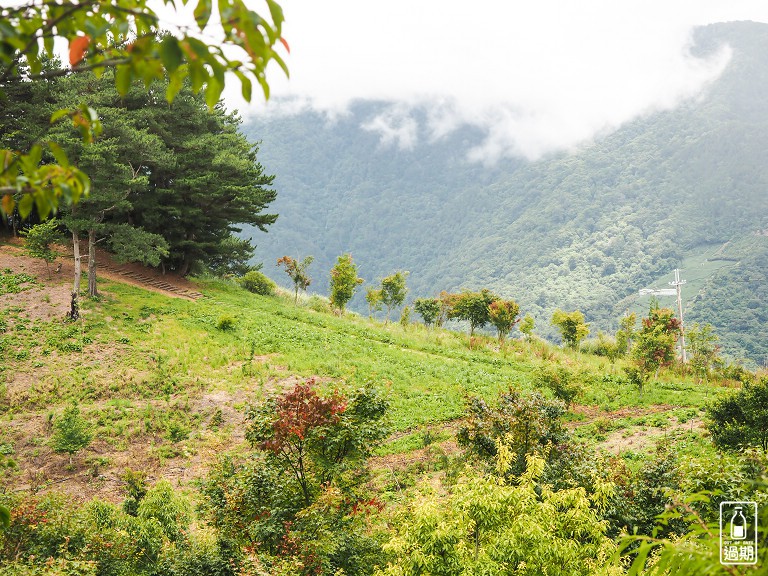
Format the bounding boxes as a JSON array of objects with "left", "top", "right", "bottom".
[{"left": 1, "top": 239, "right": 202, "bottom": 301}]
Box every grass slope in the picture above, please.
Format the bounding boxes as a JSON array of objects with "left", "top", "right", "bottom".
[{"left": 0, "top": 263, "right": 731, "bottom": 501}]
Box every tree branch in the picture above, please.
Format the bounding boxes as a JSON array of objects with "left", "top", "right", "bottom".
[{"left": 1, "top": 2, "right": 86, "bottom": 82}]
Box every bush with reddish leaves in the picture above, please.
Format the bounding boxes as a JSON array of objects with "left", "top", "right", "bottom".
[
  {"left": 245, "top": 378, "right": 387, "bottom": 507},
  {"left": 202, "top": 379, "right": 389, "bottom": 575}
]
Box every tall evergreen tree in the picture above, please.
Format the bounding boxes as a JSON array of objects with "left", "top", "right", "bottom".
[
  {"left": 129, "top": 88, "right": 277, "bottom": 276},
  {"left": 5, "top": 64, "right": 278, "bottom": 283},
  {"left": 48, "top": 69, "right": 170, "bottom": 297}
]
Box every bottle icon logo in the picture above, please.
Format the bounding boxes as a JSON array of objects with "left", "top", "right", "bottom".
[
  {"left": 720, "top": 501, "right": 757, "bottom": 565},
  {"left": 731, "top": 506, "right": 746, "bottom": 540}
]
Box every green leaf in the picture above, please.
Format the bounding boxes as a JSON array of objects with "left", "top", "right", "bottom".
[
  {"left": 185, "top": 37, "right": 211, "bottom": 60},
  {"left": 271, "top": 50, "right": 289, "bottom": 77},
  {"left": 17, "top": 193, "right": 34, "bottom": 219},
  {"left": 43, "top": 32, "right": 54, "bottom": 57},
  {"left": 193, "top": 0, "right": 212, "bottom": 29},
  {"left": 257, "top": 74, "right": 270, "bottom": 100},
  {"left": 28, "top": 144, "right": 42, "bottom": 166},
  {"left": 217, "top": 0, "right": 235, "bottom": 28},
  {"left": 189, "top": 61, "right": 206, "bottom": 93},
  {"left": 205, "top": 75, "right": 223, "bottom": 109},
  {"left": 234, "top": 70, "right": 252, "bottom": 102},
  {"left": 115, "top": 65, "right": 132, "bottom": 95},
  {"left": 165, "top": 70, "right": 184, "bottom": 103},
  {"left": 47, "top": 142, "right": 70, "bottom": 168},
  {"left": 159, "top": 36, "right": 183, "bottom": 73},
  {"left": 73, "top": 171, "right": 90, "bottom": 202},
  {"left": 265, "top": 0, "right": 284, "bottom": 33},
  {"left": 50, "top": 108, "right": 71, "bottom": 124}
]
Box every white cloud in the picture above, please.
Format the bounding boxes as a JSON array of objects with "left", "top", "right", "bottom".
[
  {"left": 231, "top": 0, "right": 768, "bottom": 160},
  {"left": 361, "top": 105, "right": 419, "bottom": 150}
]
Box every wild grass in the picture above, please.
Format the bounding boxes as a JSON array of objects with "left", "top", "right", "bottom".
[{"left": 0, "top": 270, "right": 736, "bottom": 495}]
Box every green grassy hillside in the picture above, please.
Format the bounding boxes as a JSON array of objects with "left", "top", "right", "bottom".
[
  {"left": 0, "top": 258, "right": 733, "bottom": 501},
  {"left": 4, "top": 252, "right": 766, "bottom": 576}
]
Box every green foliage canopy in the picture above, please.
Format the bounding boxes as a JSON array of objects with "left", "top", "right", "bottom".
[
  {"left": 329, "top": 254, "right": 364, "bottom": 313},
  {"left": 488, "top": 298, "right": 520, "bottom": 342},
  {"left": 686, "top": 322, "right": 721, "bottom": 381},
  {"left": 200, "top": 380, "right": 388, "bottom": 572},
  {"left": 449, "top": 289, "right": 497, "bottom": 336},
  {"left": 615, "top": 312, "right": 637, "bottom": 356},
  {"left": 519, "top": 313, "right": 535, "bottom": 339},
  {"left": 3, "top": 59, "right": 278, "bottom": 280},
  {"left": 365, "top": 286, "right": 384, "bottom": 318},
  {"left": 457, "top": 389, "right": 568, "bottom": 478},
  {"left": 629, "top": 307, "right": 682, "bottom": 390},
  {"left": 240, "top": 270, "right": 276, "bottom": 296},
  {"left": 380, "top": 271, "right": 408, "bottom": 322},
  {"left": 707, "top": 377, "right": 768, "bottom": 452},
  {"left": 413, "top": 297, "right": 441, "bottom": 327},
  {"left": 551, "top": 309, "right": 590, "bottom": 349},
  {"left": 376, "top": 453, "right": 619, "bottom": 576},
  {"left": 20, "top": 219, "right": 60, "bottom": 277},
  {"left": 51, "top": 403, "right": 92, "bottom": 464}
]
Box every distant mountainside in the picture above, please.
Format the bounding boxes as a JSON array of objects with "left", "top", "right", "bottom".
[{"left": 241, "top": 21, "right": 768, "bottom": 366}]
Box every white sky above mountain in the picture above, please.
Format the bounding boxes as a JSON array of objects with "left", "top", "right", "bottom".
[{"left": 220, "top": 1, "right": 768, "bottom": 161}]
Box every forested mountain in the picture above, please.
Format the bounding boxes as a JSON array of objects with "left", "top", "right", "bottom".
[{"left": 242, "top": 21, "right": 768, "bottom": 365}]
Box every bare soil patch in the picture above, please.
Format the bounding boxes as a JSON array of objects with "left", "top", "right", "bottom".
[
  {"left": 1, "top": 242, "right": 72, "bottom": 321},
  {"left": 369, "top": 439, "right": 461, "bottom": 473},
  {"left": 2, "top": 373, "right": 334, "bottom": 502},
  {"left": 599, "top": 417, "right": 704, "bottom": 454},
  {"left": 5, "top": 387, "right": 252, "bottom": 503},
  {"left": 1, "top": 238, "right": 202, "bottom": 302}
]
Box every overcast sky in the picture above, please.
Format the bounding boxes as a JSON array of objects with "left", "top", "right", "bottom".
[{"left": 221, "top": 1, "right": 768, "bottom": 161}]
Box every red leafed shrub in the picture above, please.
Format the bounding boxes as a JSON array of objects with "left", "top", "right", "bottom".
[
  {"left": 260, "top": 380, "right": 346, "bottom": 451},
  {"left": 245, "top": 379, "right": 388, "bottom": 506}
]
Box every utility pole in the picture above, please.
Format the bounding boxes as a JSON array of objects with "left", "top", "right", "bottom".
[{"left": 669, "top": 268, "right": 687, "bottom": 362}]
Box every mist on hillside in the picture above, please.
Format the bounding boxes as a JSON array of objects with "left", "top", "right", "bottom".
[
  {"left": 243, "top": 22, "right": 768, "bottom": 366},
  {"left": 242, "top": 6, "right": 741, "bottom": 162}
]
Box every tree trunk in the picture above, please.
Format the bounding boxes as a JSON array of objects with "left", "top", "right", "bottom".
[
  {"left": 70, "top": 230, "right": 81, "bottom": 320},
  {"left": 178, "top": 259, "right": 191, "bottom": 277},
  {"left": 87, "top": 229, "right": 97, "bottom": 297}
]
